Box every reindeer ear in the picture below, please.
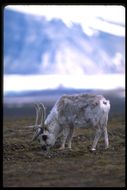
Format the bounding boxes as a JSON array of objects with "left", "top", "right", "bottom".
[{"left": 42, "top": 135, "right": 48, "bottom": 141}]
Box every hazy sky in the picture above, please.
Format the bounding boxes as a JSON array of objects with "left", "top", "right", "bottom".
[{"left": 6, "top": 5, "right": 125, "bottom": 36}]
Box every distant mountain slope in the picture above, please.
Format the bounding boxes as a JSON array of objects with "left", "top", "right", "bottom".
[{"left": 4, "top": 9, "right": 125, "bottom": 75}]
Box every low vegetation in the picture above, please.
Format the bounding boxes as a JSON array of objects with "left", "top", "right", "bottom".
[{"left": 3, "top": 113, "right": 125, "bottom": 187}]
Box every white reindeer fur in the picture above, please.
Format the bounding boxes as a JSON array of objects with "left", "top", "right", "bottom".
[{"left": 35, "top": 93, "right": 110, "bottom": 151}]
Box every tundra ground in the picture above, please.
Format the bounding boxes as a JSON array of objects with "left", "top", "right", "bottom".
[{"left": 3, "top": 112, "right": 125, "bottom": 187}]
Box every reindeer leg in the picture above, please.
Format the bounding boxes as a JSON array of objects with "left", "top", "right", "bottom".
[
  {"left": 103, "top": 127, "right": 109, "bottom": 149},
  {"left": 91, "top": 127, "right": 103, "bottom": 151},
  {"left": 66, "top": 126, "right": 74, "bottom": 149},
  {"left": 59, "top": 127, "right": 70, "bottom": 150}
]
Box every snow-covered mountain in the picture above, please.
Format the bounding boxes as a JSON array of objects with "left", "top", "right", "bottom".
[{"left": 4, "top": 9, "right": 125, "bottom": 75}]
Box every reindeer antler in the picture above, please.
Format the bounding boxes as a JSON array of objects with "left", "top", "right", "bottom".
[
  {"left": 39, "top": 103, "right": 46, "bottom": 128},
  {"left": 33, "top": 103, "right": 41, "bottom": 131},
  {"left": 32, "top": 103, "right": 46, "bottom": 141}
]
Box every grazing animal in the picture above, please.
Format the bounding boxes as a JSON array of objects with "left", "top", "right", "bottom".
[{"left": 32, "top": 93, "right": 110, "bottom": 151}]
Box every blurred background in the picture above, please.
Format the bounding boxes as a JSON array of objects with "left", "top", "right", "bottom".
[{"left": 3, "top": 5, "right": 125, "bottom": 118}]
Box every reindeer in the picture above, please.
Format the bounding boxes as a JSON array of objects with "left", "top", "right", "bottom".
[{"left": 31, "top": 93, "right": 110, "bottom": 151}]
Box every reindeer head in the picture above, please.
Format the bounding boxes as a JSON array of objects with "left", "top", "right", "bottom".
[{"left": 32, "top": 103, "right": 55, "bottom": 150}]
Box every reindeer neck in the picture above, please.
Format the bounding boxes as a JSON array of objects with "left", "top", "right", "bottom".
[{"left": 45, "top": 105, "right": 63, "bottom": 138}]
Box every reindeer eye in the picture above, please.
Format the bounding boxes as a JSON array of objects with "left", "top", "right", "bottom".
[
  {"left": 103, "top": 101, "right": 107, "bottom": 105},
  {"left": 40, "top": 128, "right": 44, "bottom": 133},
  {"left": 42, "top": 135, "right": 48, "bottom": 141}
]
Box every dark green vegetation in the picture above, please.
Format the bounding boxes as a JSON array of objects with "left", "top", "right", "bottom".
[{"left": 3, "top": 112, "right": 125, "bottom": 187}]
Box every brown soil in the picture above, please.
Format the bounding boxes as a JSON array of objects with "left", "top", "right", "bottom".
[{"left": 3, "top": 115, "right": 125, "bottom": 187}]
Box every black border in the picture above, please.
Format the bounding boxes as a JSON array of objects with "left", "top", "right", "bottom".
[{"left": 1, "top": 2, "right": 126, "bottom": 188}]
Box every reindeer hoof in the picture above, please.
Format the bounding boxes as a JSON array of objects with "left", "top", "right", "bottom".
[
  {"left": 66, "top": 147, "right": 72, "bottom": 151},
  {"left": 87, "top": 145, "right": 96, "bottom": 152},
  {"left": 58, "top": 147, "right": 65, "bottom": 150},
  {"left": 91, "top": 148, "right": 96, "bottom": 151}
]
